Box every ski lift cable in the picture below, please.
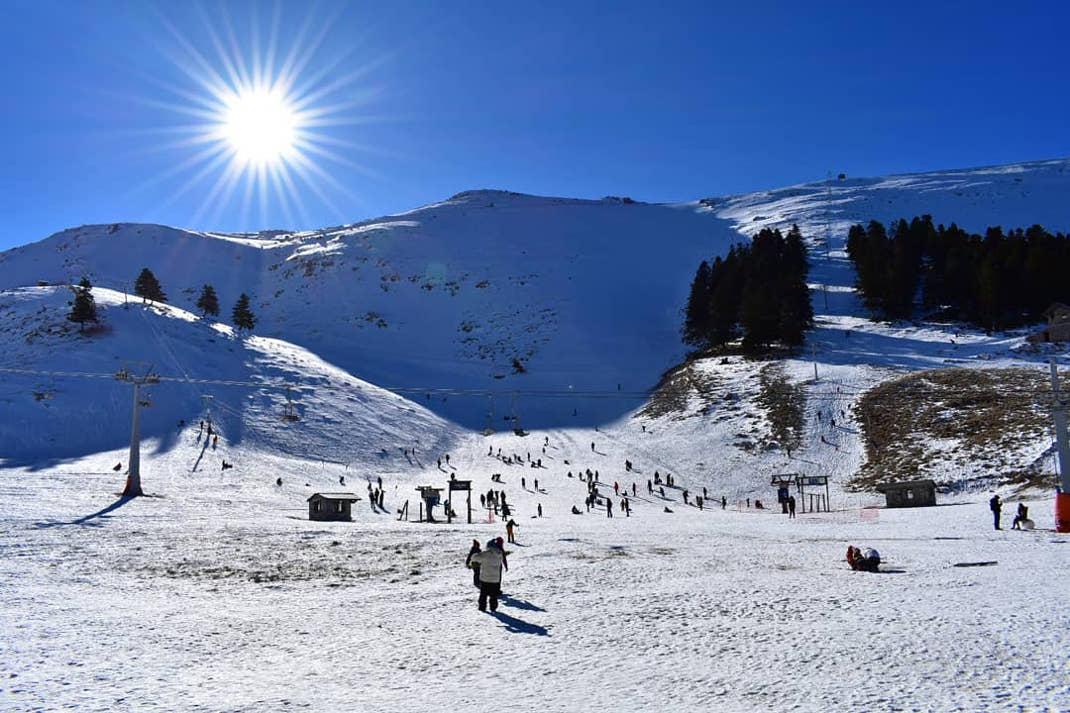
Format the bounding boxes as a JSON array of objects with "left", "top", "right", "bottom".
[{"left": 0, "top": 365, "right": 1059, "bottom": 401}]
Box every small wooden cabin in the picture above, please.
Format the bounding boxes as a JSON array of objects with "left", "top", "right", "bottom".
[
  {"left": 1027, "top": 302, "right": 1070, "bottom": 343},
  {"left": 307, "top": 492, "right": 359, "bottom": 522},
  {"left": 875, "top": 479, "right": 936, "bottom": 508}
]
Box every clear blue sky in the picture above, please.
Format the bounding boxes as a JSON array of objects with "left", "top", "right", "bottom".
[{"left": 2, "top": 0, "right": 1068, "bottom": 249}]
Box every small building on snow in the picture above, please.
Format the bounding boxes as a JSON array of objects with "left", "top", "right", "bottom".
[
  {"left": 875, "top": 479, "right": 937, "bottom": 508},
  {"left": 1026, "top": 302, "right": 1070, "bottom": 343},
  {"left": 307, "top": 492, "right": 360, "bottom": 522}
]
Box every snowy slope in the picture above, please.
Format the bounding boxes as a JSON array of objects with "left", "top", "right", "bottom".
[
  {"left": 0, "top": 286, "right": 459, "bottom": 470},
  {"left": 0, "top": 193, "right": 743, "bottom": 429},
  {"left": 4, "top": 160, "right": 1070, "bottom": 713}
]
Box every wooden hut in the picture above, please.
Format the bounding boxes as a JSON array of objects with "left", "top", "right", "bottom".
[
  {"left": 307, "top": 492, "right": 360, "bottom": 522},
  {"left": 875, "top": 480, "right": 936, "bottom": 508}
]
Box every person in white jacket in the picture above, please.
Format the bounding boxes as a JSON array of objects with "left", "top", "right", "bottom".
[{"left": 468, "top": 539, "right": 508, "bottom": 612}]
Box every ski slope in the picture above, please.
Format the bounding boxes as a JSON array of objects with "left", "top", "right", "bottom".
[{"left": 3, "top": 158, "right": 1070, "bottom": 712}]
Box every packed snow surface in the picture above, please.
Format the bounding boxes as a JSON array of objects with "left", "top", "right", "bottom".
[{"left": 3, "top": 158, "right": 1070, "bottom": 711}]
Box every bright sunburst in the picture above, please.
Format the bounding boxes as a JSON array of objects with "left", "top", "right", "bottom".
[
  {"left": 220, "top": 87, "right": 298, "bottom": 166},
  {"left": 130, "top": 5, "right": 384, "bottom": 228}
]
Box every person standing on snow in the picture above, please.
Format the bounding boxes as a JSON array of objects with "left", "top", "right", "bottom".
[
  {"left": 465, "top": 539, "right": 482, "bottom": 589},
  {"left": 506, "top": 518, "right": 518, "bottom": 544},
  {"left": 788, "top": 495, "right": 797, "bottom": 519},
  {"left": 990, "top": 494, "right": 1002, "bottom": 530},
  {"left": 469, "top": 540, "right": 507, "bottom": 612}
]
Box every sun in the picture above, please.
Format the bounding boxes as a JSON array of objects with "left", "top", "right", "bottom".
[{"left": 220, "top": 88, "right": 299, "bottom": 166}]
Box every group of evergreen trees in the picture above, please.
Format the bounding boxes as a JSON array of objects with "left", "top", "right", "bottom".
[
  {"left": 68, "top": 268, "right": 257, "bottom": 336},
  {"left": 682, "top": 225, "right": 813, "bottom": 352},
  {"left": 846, "top": 216, "right": 1070, "bottom": 329}
]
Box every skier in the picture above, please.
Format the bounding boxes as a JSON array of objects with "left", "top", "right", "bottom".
[
  {"left": 697, "top": 496, "right": 703, "bottom": 510},
  {"left": 989, "top": 494, "right": 1002, "bottom": 530},
  {"left": 469, "top": 539, "right": 507, "bottom": 612},
  {"left": 506, "top": 519, "right": 518, "bottom": 544},
  {"left": 465, "top": 539, "right": 482, "bottom": 588}
]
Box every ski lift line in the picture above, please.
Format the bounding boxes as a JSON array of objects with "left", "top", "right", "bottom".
[{"left": 0, "top": 366, "right": 1059, "bottom": 401}]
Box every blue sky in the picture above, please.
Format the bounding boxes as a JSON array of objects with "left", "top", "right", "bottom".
[{"left": 1, "top": 0, "right": 1068, "bottom": 250}]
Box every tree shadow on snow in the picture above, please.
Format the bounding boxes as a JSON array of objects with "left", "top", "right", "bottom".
[
  {"left": 490, "top": 611, "right": 549, "bottom": 636},
  {"left": 34, "top": 494, "right": 135, "bottom": 529}
]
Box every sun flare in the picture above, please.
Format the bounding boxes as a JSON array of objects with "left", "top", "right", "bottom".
[{"left": 220, "top": 88, "right": 299, "bottom": 166}]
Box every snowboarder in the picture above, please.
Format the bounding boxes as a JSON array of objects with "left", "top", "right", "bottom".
[
  {"left": 469, "top": 540, "right": 507, "bottom": 612},
  {"left": 506, "top": 519, "right": 518, "bottom": 544},
  {"left": 990, "top": 494, "right": 1002, "bottom": 530},
  {"left": 465, "top": 539, "right": 482, "bottom": 588}
]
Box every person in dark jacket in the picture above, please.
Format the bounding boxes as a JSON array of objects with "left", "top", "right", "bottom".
[
  {"left": 990, "top": 494, "right": 1002, "bottom": 530},
  {"left": 465, "top": 539, "right": 482, "bottom": 588},
  {"left": 1012, "top": 502, "right": 1029, "bottom": 530}
]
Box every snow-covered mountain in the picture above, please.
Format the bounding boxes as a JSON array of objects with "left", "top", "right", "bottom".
[{"left": 2, "top": 157, "right": 1070, "bottom": 479}]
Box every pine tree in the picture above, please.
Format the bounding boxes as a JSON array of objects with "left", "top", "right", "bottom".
[
  {"left": 196, "top": 284, "right": 220, "bottom": 318},
  {"left": 67, "top": 277, "right": 98, "bottom": 332},
  {"left": 681, "top": 261, "right": 713, "bottom": 348},
  {"left": 133, "top": 268, "right": 166, "bottom": 303},
  {"left": 231, "top": 293, "right": 257, "bottom": 335}
]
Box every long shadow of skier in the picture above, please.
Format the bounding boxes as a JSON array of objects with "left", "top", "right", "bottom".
[
  {"left": 490, "top": 611, "right": 549, "bottom": 636},
  {"left": 34, "top": 495, "right": 135, "bottom": 529}
]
